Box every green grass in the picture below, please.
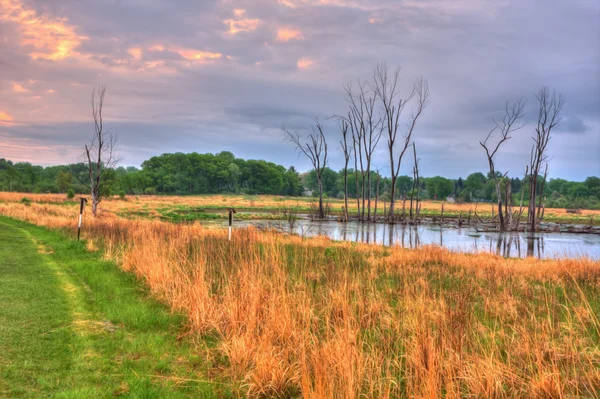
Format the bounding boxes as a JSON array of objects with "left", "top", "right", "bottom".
[{"left": 0, "top": 217, "right": 219, "bottom": 398}]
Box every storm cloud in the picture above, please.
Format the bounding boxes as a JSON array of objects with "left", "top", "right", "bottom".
[{"left": 1, "top": 0, "right": 599, "bottom": 180}]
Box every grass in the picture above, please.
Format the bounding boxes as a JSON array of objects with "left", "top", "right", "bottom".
[
  {"left": 0, "top": 217, "right": 217, "bottom": 398},
  {"left": 0, "top": 198, "right": 599, "bottom": 397},
  {"left": 2, "top": 192, "right": 599, "bottom": 225}
]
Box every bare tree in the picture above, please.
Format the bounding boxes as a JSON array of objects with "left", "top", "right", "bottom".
[
  {"left": 480, "top": 99, "right": 526, "bottom": 231},
  {"left": 83, "top": 85, "right": 120, "bottom": 216},
  {"left": 373, "top": 63, "right": 429, "bottom": 222},
  {"left": 373, "top": 169, "right": 382, "bottom": 221},
  {"left": 283, "top": 120, "right": 328, "bottom": 219},
  {"left": 339, "top": 120, "right": 351, "bottom": 222},
  {"left": 409, "top": 143, "right": 421, "bottom": 221},
  {"left": 343, "top": 80, "right": 383, "bottom": 222},
  {"left": 528, "top": 87, "right": 564, "bottom": 231},
  {"left": 344, "top": 81, "right": 366, "bottom": 220}
]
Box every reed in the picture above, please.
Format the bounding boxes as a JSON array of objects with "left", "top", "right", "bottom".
[{"left": 1, "top": 199, "right": 599, "bottom": 398}]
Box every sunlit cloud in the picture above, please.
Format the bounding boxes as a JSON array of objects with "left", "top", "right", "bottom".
[
  {"left": 1, "top": 0, "right": 88, "bottom": 60},
  {"left": 297, "top": 57, "right": 315, "bottom": 69},
  {"left": 128, "top": 47, "right": 142, "bottom": 60},
  {"left": 223, "top": 9, "right": 260, "bottom": 35},
  {"left": 276, "top": 27, "right": 304, "bottom": 42},
  {"left": 277, "top": 0, "right": 372, "bottom": 10},
  {"left": 0, "top": 111, "right": 14, "bottom": 126},
  {"left": 12, "top": 82, "right": 29, "bottom": 93},
  {"left": 176, "top": 48, "right": 223, "bottom": 62}
]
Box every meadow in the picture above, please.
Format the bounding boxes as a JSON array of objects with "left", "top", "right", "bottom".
[
  {"left": 1, "top": 192, "right": 599, "bottom": 225},
  {"left": 0, "top": 193, "right": 599, "bottom": 397}
]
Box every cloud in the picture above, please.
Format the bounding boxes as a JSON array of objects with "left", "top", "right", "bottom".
[
  {"left": 223, "top": 9, "right": 260, "bottom": 35},
  {"left": 12, "top": 82, "right": 28, "bottom": 92},
  {"left": 297, "top": 57, "right": 315, "bottom": 69},
  {"left": 0, "top": 0, "right": 598, "bottom": 180},
  {"left": 1, "top": 0, "right": 88, "bottom": 60},
  {"left": 0, "top": 111, "right": 14, "bottom": 125},
  {"left": 276, "top": 27, "right": 304, "bottom": 42}
]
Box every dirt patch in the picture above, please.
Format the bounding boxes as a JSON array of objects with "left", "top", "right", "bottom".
[{"left": 37, "top": 244, "right": 54, "bottom": 254}]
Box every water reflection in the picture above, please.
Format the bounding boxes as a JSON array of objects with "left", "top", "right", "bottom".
[{"left": 204, "top": 219, "right": 600, "bottom": 260}]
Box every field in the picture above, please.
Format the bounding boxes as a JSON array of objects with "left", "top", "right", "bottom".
[
  {"left": 1, "top": 193, "right": 599, "bottom": 397},
  {"left": 1, "top": 192, "right": 599, "bottom": 225}
]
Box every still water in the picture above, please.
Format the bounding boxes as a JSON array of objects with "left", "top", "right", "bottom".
[{"left": 204, "top": 219, "right": 600, "bottom": 260}]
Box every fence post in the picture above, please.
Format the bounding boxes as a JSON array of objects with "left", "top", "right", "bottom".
[
  {"left": 227, "top": 208, "right": 237, "bottom": 241},
  {"left": 77, "top": 197, "right": 87, "bottom": 241}
]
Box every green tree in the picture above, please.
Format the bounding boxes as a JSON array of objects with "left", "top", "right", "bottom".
[
  {"left": 55, "top": 171, "right": 73, "bottom": 193},
  {"left": 464, "top": 172, "right": 487, "bottom": 200},
  {"left": 424, "top": 176, "right": 453, "bottom": 200}
]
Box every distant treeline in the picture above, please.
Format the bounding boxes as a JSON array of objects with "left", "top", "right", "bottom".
[{"left": 1, "top": 153, "right": 599, "bottom": 209}]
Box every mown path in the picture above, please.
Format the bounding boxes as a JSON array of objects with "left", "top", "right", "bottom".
[{"left": 0, "top": 217, "right": 218, "bottom": 398}]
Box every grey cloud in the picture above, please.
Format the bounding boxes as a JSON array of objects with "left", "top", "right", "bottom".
[{"left": 1, "top": 0, "right": 599, "bottom": 180}]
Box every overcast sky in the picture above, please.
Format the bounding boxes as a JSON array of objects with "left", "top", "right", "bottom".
[{"left": 1, "top": 0, "right": 599, "bottom": 180}]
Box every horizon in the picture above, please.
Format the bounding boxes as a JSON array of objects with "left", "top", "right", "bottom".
[{"left": 1, "top": 0, "right": 599, "bottom": 180}]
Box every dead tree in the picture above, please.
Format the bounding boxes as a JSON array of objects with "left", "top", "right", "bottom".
[
  {"left": 283, "top": 120, "right": 328, "bottom": 219},
  {"left": 339, "top": 120, "right": 351, "bottom": 222},
  {"left": 373, "top": 63, "right": 429, "bottom": 222},
  {"left": 537, "top": 163, "right": 549, "bottom": 220},
  {"left": 410, "top": 143, "right": 421, "bottom": 222},
  {"left": 360, "top": 87, "right": 382, "bottom": 222},
  {"left": 344, "top": 82, "right": 367, "bottom": 221},
  {"left": 351, "top": 121, "right": 361, "bottom": 219},
  {"left": 515, "top": 166, "right": 528, "bottom": 230},
  {"left": 343, "top": 80, "right": 383, "bottom": 222},
  {"left": 373, "top": 169, "right": 382, "bottom": 221},
  {"left": 83, "top": 85, "right": 120, "bottom": 216},
  {"left": 528, "top": 87, "right": 564, "bottom": 231},
  {"left": 479, "top": 99, "right": 526, "bottom": 231}
]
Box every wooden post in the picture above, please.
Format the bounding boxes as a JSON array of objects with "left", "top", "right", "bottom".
[
  {"left": 77, "top": 197, "right": 87, "bottom": 241},
  {"left": 441, "top": 203, "right": 444, "bottom": 225},
  {"left": 227, "top": 208, "right": 237, "bottom": 241}
]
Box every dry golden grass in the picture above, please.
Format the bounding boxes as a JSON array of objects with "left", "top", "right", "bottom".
[
  {"left": 1, "top": 198, "right": 599, "bottom": 398},
  {"left": 2, "top": 192, "right": 599, "bottom": 222}
]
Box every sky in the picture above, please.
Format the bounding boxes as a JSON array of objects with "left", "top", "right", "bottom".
[{"left": 0, "top": 0, "right": 599, "bottom": 180}]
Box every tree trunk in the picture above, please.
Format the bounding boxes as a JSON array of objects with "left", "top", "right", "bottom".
[
  {"left": 373, "top": 173, "right": 380, "bottom": 222},
  {"left": 318, "top": 177, "right": 324, "bottom": 218},
  {"left": 529, "top": 173, "right": 538, "bottom": 231},
  {"left": 495, "top": 179, "right": 505, "bottom": 230},
  {"left": 388, "top": 176, "right": 397, "bottom": 222},
  {"left": 91, "top": 189, "right": 99, "bottom": 216},
  {"left": 367, "top": 165, "right": 372, "bottom": 222},
  {"left": 343, "top": 168, "right": 349, "bottom": 222}
]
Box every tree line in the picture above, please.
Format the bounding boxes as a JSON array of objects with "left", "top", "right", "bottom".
[
  {"left": 1, "top": 156, "right": 598, "bottom": 210},
  {"left": 0, "top": 152, "right": 304, "bottom": 198}
]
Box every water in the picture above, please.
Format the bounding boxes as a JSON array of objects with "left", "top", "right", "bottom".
[{"left": 203, "top": 219, "right": 600, "bottom": 260}]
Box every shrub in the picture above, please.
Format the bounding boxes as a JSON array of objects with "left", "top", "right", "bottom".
[
  {"left": 66, "top": 189, "right": 75, "bottom": 199},
  {"left": 144, "top": 187, "right": 157, "bottom": 195},
  {"left": 20, "top": 197, "right": 31, "bottom": 206},
  {"left": 118, "top": 190, "right": 126, "bottom": 200}
]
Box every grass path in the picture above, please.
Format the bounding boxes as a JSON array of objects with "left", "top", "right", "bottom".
[{"left": 0, "top": 217, "right": 218, "bottom": 398}]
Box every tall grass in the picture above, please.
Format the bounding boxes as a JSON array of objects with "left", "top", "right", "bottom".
[
  {"left": 2, "top": 192, "right": 599, "bottom": 222},
  {"left": 1, "top": 200, "right": 599, "bottom": 397}
]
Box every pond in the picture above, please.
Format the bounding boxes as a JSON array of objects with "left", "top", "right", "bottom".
[{"left": 202, "top": 218, "right": 600, "bottom": 260}]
